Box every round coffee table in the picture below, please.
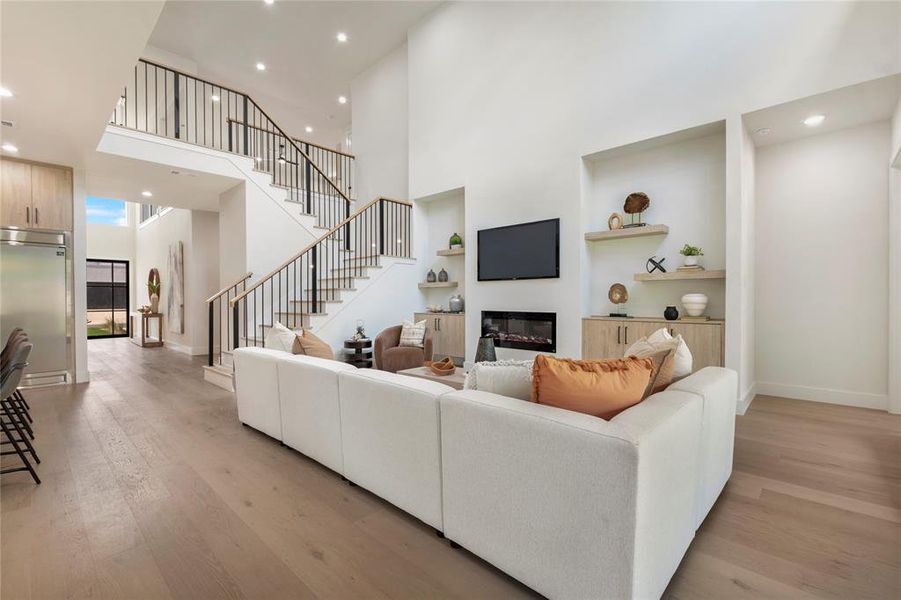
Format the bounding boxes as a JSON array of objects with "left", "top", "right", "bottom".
[{"left": 344, "top": 338, "right": 373, "bottom": 368}]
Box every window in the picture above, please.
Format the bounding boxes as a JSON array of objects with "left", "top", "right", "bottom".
[
  {"left": 86, "top": 196, "right": 128, "bottom": 226},
  {"left": 86, "top": 259, "right": 130, "bottom": 338},
  {"left": 140, "top": 204, "right": 171, "bottom": 224}
]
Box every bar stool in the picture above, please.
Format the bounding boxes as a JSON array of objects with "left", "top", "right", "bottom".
[
  {"left": 0, "top": 341, "right": 39, "bottom": 484},
  {"left": 0, "top": 331, "right": 33, "bottom": 438}
]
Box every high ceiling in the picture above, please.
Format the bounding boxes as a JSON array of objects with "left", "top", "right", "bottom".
[{"left": 147, "top": 0, "right": 439, "bottom": 147}]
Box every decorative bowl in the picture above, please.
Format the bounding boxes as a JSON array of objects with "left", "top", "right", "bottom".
[
  {"left": 681, "top": 293, "right": 709, "bottom": 317},
  {"left": 427, "top": 357, "right": 456, "bottom": 376}
]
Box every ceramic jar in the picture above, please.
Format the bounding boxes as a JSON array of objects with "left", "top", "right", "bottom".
[
  {"left": 448, "top": 295, "right": 464, "bottom": 313},
  {"left": 681, "top": 293, "right": 708, "bottom": 317},
  {"left": 664, "top": 306, "right": 679, "bottom": 321}
]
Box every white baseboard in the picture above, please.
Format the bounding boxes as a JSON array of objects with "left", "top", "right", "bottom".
[
  {"left": 164, "top": 340, "right": 208, "bottom": 356},
  {"left": 737, "top": 383, "right": 756, "bottom": 415},
  {"left": 755, "top": 381, "right": 888, "bottom": 411}
]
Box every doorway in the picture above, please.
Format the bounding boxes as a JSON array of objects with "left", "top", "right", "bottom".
[{"left": 86, "top": 259, "right": 129, "bottom": 338}]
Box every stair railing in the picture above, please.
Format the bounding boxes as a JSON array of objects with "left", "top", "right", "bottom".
[
  {"left": 292, "top": 137, "right": 354, "bottom": 201},
  {"left": 228, "top": 197, "right": 412, "bottom": 350},
  {"left": 109, "top": 58, "right": 351, "bottom": 229},
  {"left": 206, "top": 272, "right": 252, "bottom": 367}
]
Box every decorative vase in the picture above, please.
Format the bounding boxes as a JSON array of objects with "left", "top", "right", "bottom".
[
  {"left": 438, "top": 268, "right": 449, "bottom": 282},
  {"left": 683, "top": 255, "right": 699, "bottom": 268},
  {"left": 150, "top": 293, "right": 160, "bottom": 314},
  {"left": 681, "top": 293, "right": 708, "bottom": 317},
  {"left": 449, "top": 232, "right": 463, "bottom": 249},
  {"left": 426, "top": 269, "right": 437, "bottom": 283},
  {"left": 475, "top": 336, "right": 497, "bottom": 363},
  {"left": 448, "top": 295, "right": 464, "bottom": 313},
  {"left": 664, "top": 306, "right": 679, "bottom": 321}
]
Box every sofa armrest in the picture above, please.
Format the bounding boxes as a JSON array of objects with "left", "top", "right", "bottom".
[{"left": 439, "top": 389, "right": 701, "bottom": 599}]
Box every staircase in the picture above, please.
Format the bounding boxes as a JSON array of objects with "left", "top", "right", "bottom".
[{"left": 110, "top": 58, "right": 355, "bottom": 230}]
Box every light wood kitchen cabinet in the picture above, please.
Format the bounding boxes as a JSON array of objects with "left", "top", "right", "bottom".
[
  {"left": 414, "top": 312, "right": 465, "bottom": 360},
  {"left": 582, "top": 317, "right": 724, "bottom": 372},
  {"left": 0, "top": 157, "right": 73, "bottom": 231}
]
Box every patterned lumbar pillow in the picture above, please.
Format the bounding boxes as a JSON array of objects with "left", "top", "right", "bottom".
[
  {"left": 463, "top": 359, "right": 534, "bottom": 401},
  {"left": 625, "top": 327, "right": 693, "bottom": 380},
  {"left": 264, "top": 321, "right": 299, "bottom": 353},
  {"left": 399, "top": 319, "right": 427, "bottom": 348}
]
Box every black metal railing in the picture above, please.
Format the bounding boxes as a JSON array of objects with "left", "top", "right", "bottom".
[
  {"left": 109, "top": 58, "right": 352, "bottom": 229},
  {"left": 207, "top": 272, "right": 252, "bottom": 367},
  {"left": 229, "top": 197, "right": 411, "bottom": 350},
  {"left": 292, "top": 138, "right": 354, "bottom": 200}
]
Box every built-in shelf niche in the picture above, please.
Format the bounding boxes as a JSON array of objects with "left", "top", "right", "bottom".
[
  {"left": 581, "top": 120, "right": 727, "bottom": 319},
  {"left": 416, "top": 186, "right": 465, "bottom": 303}
]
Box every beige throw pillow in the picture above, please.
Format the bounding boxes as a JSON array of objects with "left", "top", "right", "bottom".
[
  {"left": 295, "top": 329, "right": 334, "bottom": 360},
  {"left": 399, "top": 319, "right": 427, "bottom": 348},
  {"left": 264, "top": 321, "right": 300, "bottom": 353}
]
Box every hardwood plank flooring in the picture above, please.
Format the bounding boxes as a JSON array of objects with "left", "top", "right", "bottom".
[{"left": 2, "top": 340, "right": 899, "bottom": 599}]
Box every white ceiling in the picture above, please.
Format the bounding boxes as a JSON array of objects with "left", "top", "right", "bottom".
[
  {"left": 0, "top": 0, "right": 165, "bottom": 167},
  {"left": 745, "top": 74, "right": 901, "bottom": 147},
  {"left": 147, "top": 0, "right": 439, "bottom": 147},
  {"left": 85, "top": 152, "right": 240, "bottom": 212}
]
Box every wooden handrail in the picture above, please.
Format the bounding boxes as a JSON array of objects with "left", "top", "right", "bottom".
[
  {"left": 230, "top": 196, "right": 411, "bottom": 306},
  {"left": 206, "top": 272, "right": 252, "bottom": 303},
  {"left": 226, "top": 118, "right": 355, "bottom": 158}
]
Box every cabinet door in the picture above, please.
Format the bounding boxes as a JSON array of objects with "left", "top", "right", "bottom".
[
  {"left": 439, "top": 315, "right": 465, "bottom": 358},
  {"left": 582, "top": 320, "right": 623, "bottom": 359},
  {"left": 1, "top": 159, "right": 32, "bottom": 228},
  {"left": 30, "top": 164, "right": 72, "bottom": 231},
  {"left": 415, "top": 313, "right": 440, "bottom": 358},
  {"left": 671, "top": 323, "right": 723, "bottom": 371}
]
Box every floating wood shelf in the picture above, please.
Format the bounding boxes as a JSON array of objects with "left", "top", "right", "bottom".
[
  {"left": 418, "top": 281, "right": 459, "bottom": 289},
  {"left": 585, "top": 224, "right": 669, "bottom": 241},
  {"left": 436, "top": 248, "right": 465, "bottom": 257},
  {"left": 634, "top": 269, "right": 726, "bottom": 282}
]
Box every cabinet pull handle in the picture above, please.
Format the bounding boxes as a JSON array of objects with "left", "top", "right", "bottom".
[
  {"left": 669, "top": 328, "right": 674, "bottom": 336},
  {"left": 617, "top": 325, "right": 621, "bottom": 345},
  {"left": 624, "top": 326, "right": 629, "bottom": 345},
  {"left": 26, "top": 206, "right": 30, "bottom": 224},
  {"left": 35, "top": 208, "right": 39, "bottom": 225}
]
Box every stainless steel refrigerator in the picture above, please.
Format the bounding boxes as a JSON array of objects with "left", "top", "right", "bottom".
[{"left": 0, "top": 229, "right": 70, "bottom": 384}]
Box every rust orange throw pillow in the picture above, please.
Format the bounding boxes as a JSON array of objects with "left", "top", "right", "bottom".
[{"left": 531, "top": 355, "right": 654, "bottom": 420}]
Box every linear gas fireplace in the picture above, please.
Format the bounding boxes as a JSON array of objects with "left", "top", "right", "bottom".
[{"left": 481, "top": 311, "right": 556, "bottom": 353}]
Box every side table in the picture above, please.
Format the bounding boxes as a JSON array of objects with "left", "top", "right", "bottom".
[
  {"left": 344, "top": 338, "right": 373, "bottom": 368},
  {"left": 130, "top": 312, "right": 164, "bottom": 348}
]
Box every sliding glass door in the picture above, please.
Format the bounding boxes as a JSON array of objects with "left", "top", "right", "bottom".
[{"left": 86, "top": 259, "right": 129, "bottom": 338}]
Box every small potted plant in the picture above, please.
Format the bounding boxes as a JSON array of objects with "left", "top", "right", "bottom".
[{"left": 679, "top": 244, "right": 704, "bottom": 268}]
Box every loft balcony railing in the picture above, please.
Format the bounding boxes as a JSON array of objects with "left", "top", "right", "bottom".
[{"left": 109, "top": 58, "right": 352, "bottom": 229}]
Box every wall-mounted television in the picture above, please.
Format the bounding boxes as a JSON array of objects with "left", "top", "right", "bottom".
[{"left": 477, "top": 218, "right": 560, "bottom": 281}]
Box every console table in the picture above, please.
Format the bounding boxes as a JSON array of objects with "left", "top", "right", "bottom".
[
  {"left": 130, "top": 312, "right": 164, "bottom": 348},
  {"left": 343, "top": 338, "right": 373, "bottom": 368}
]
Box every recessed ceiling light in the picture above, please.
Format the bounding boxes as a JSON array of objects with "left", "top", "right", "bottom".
[
  {"left": 803, "top": 114, "right": 825, "bottom": 127},
  {"left": 305, "top": 126, "right": 313, "bottom": 133},
  {"left": 211, "top": 94, "right": 220, "bottom": 102},
  {"left": 754, "top": 127, "right": 772, "bottom": 136},
  {"left": 338, "top": 95, "right": 347, "bottom": 104},
  {"left": 263, "top": 0, "right": 274, "bottom": 5},
  {"left": 336, "top": 32, "right": 348, "bottom": 43},
  {"left": 256, "top": 62, "right": 266, "bottom": 71},
  {"left": 0, "top": 87, "right": 12, "bottom": 98},
  {"left": 141, "top": 190, "right": 153, "bottom": 198},
  {"left": 1, "top": 143, "right": 18, "bottom": 153}
]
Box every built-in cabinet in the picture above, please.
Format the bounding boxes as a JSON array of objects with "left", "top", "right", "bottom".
[
  {"left": 582, "top": 317, "right": 724, "bottom": 372},
  {"left": 1, "top": 158, "right": 73, "bottom": 231},
  {"left": 414, "top": 312, "right": 465, "bottom": 360}
]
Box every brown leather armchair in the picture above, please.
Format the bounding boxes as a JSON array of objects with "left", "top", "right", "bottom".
[{"left": 374, "top": 324, "right": 433, "bottom": 372}]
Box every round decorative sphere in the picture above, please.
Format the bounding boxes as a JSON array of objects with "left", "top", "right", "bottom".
[{"left": 681, "top": 293, "right": 708, "bottom": 317}]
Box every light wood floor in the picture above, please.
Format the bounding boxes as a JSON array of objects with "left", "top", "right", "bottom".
[{"left": 2, "top": 339, "right": 899, "bottom": 599}]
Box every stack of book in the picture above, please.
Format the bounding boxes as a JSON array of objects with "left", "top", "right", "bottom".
[{"left": 676, "top": 264, "right": 705, "bottom": 272}]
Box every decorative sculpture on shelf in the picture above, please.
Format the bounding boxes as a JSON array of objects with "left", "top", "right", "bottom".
[
  {"left": 438, "top": 268, "right": 449, "bottom": 282},
  {"left": 608, "top": 283, "right": 629, "bottom": 317},
  {"left": 646, "top": 256, "right": 667, "bottom": 274},
  {"left": 426, "top": 269, "right": 437, "bottom": 283},
  {"left": 607, "top": 212, "right": 623, "bottom": 230},
  {"left": 623, "top": 192, "right": 650, "bottom": 228}
]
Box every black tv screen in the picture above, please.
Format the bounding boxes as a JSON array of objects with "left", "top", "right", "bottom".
[{"left": 478, "top": 218, "right": 559, "bottom": 281}]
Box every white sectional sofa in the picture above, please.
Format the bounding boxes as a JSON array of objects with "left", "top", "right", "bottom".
[{"left": 232, "top": 347, "right": 737, "bottom": 599}]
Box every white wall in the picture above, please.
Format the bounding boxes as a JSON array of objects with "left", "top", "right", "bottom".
[
  {"left": 394, "top": 0, "right": 900, "bottom": 371},
  {"left": 135, "top": 208, "right": 220, "bottom": 355},
  {"left": 218, "top": 182, "right": 247, "bottom": 284},
  {"left": 351, "top": 43, "right": 409, "bottom": 203},
  {"left": 73, "top": 170, "right": 88, "bottom": 382},
  {"left": 890, "top": 96, "right": 901, "bottom": 414},
  {"left": 737, "top": 121, "right": 757, "bottom": 413},
  {"left": 755, "top": 121, "right": 891, "bottom": 409},
  {"left": 584, "top": 131, "right": 726, "bottom": 319}
]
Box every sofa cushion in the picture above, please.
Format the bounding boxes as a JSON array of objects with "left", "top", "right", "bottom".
[
  {"left": 264, "top": 321, "right": 299, "bottom": 353},
  {"left": 296, "top": 329, "right": 334, "bottom": 360},
  {"left": 233, "top": 347, "right": 287, "bottom": 440},
  {"left": 463, "top": 359, "right": 533, "bottom": 401},
  {"left": 399, "top": 319, "right": 427, "bottom": 347},
  {"left": 531, "top": 355, "right": 653, "bottom": 420}
]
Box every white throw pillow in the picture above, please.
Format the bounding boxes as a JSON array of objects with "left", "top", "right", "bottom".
[
  {"left": 463, "top": 359, "right": 534, "bottom": 401},
  {"left": 626, "top": 327, "right": 692, "bottom": 379},
  {"left": 399, "top": 319, "right": 427, "bottom": 348},
  {"left": 264, "top": 321, "right": 298, "bottom": 353}
]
